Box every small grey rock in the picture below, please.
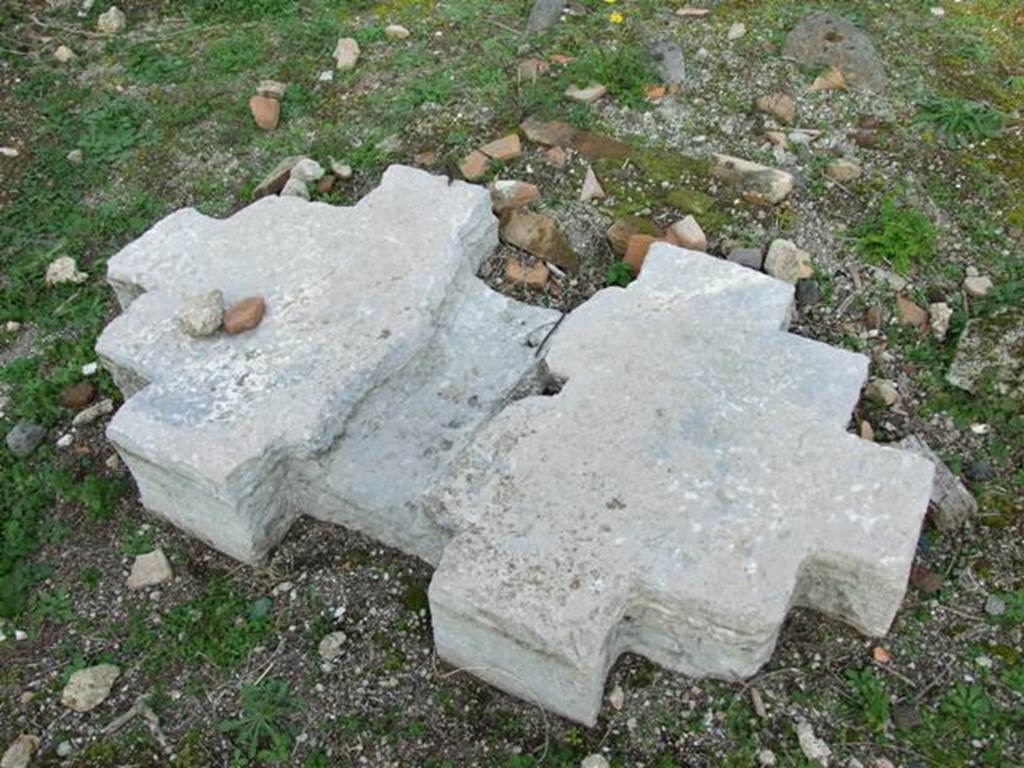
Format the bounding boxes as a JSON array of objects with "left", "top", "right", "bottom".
[
  {"left": 97, "top": 6, "right": 126, "bottom": 35},
  {"left": 375, "top": 134, "right": 403, "bottom": 155},
  {"left": 61, "top": 664, "right": 121, "bottom": 712},
  {"left": 318, "top": 630, "right": 348, "bottom": 660},
  {"left": 527, "top": 0, "right": 566, "bottom": 32},
  {"left": 984, "top": 595, "right": 1006, "bottom": 617},
  {"left": 176, "top": 290, "right": 224, "bottom": 337},
  {"left": 280, "top": 177, "right": 310, "bottom": 199},
  {"left": 649, "top": 39, "right": 685, "bottom": 85},
  {"left": 6, "top": 422, "right": 46, "bottom": 458},
  {"left": 783, "top": 13, "right": 887, "bottom": 92}
]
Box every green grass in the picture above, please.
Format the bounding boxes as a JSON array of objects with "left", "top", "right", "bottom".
[
  {"left": 853, "top": 194, "right": 938, "bottom": 275},
  {"left": 915, "top": 96, "right": 1005, "bottom": 148},
  {"left": 218, "top": 678, "right": 301, "bottom": 764}
]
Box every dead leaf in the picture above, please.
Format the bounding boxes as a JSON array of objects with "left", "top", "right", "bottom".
[
  {"left": 873, "top": 646, "right": 891, "bottom": 664},
  {"left": 810, "top": 66, "right": 846, "bottom": 92},
  {"left": 645, "top": 85, "right": 667, "bottom": 101}
]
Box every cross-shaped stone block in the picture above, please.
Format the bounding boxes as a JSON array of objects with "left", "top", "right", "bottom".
[
  {"left": 426, "top": 244, "right": 934, "bottom": 725},
  {"left": 97, "top": 166, "right": 558, "bottom": 564}
]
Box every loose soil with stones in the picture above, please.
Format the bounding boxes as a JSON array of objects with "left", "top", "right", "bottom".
[{"left": 1, "top": 0, "right": 1022, "bottom": 766}]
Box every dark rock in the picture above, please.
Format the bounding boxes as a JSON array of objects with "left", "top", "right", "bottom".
[
  {"left": 795, "top": 279, "right": 822, "bottom": 308},
  {"left": 527, "top": 0, "right": 566, "bottom": 32},
  {"left": 727, "top": 248, "right": 764, "bottom": 271},
  {"left": 909, "top": 564, "right": 942, "bottom": 595},
  {"left": 892, "top": 701, "right": 923, "bottom": 730},
  {"left": 965, "top": 460, "right": 994, "bottom": 483},
  {"left": 6, "top": 422, "right": 46, "bottom": 457},
  {"left": 783, "top": 13, "right": 887, "bottom": 92}
]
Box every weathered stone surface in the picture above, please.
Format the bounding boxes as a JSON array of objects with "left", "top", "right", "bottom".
[
  {"left": 784, "top": 13, "right": 887, "bottom": 92},
  {"left": 384, "top": 24, "right": 410, "bottom": 40},
  {"left": 97, "top": 166, "right": 558, "bottom": 564},
  {"left": 946, "top": 309, "right": 1023, "bottom": 399},
  {"left": 127, "top": 548, "right": 173, "bottom": 589},
  {"left": 61, "top": 664, "right": 120, "bottom": 712},
  {"left": 898, "top": 436, "right": 976, "bottom": 531},
  {"left": 623, "top": 234, "right": 665, "bottom": 273},
  {"left": 826, "top": 158, "right": 862, "bottom": 182},
  {"left": 428, "top": 245, "right": 933, "bottom": 725},
  {"left": 501, "top": 210, "right": 579, "bottom": 271}
]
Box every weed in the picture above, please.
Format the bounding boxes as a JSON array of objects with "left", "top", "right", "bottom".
[
  {"left": 606, "top": 262, "right": 636, "bottom": 288},
  {"left": 844, "top": 668, "right": 890, "bottom": 731},
  {"left": 915, "top": 96, "right": 1004, "bottom": 148},
  {"left": 939, "top": 683, "right": 994, "bottom": 737},
  {"left": 124, "top": 578, "right": 274, "bottom": 673},
  {"left": 218, "top": 678, "right": 300, "bottom": 764},
  {"left": 853, "top": 194, "right": 937, "bottom": 275}
]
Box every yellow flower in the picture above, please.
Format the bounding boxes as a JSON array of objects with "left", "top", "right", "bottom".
[
  {"left": 609, "top": 11, "right": 624, "bottom": 23},
  {"left": 603, "top": 0, "right": 616, "bottom": 4}
]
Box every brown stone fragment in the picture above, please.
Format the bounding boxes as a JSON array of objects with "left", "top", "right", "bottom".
[
  {"left": 501, "top": 211, "right": 579, "bottom": 272},
  {"left": 909, "top": 564, "right": 942, "bottom": 595},
  {"left": 504, "top": 258, "right": 549, "bottom": 289},
  {"left": 520, "top": 117, "right": 578, "bottom": 147},
  {"left": 517, "top": 58, "right": 550, "bottom": 82},
  {"left": 224, "top": 296, "right": 266, "bottom": 335},
  {"left": 315, "top": 175, "right": 336, "bottom": 194},
  {"left": 249, "top": 95, "right": 280, "bottom": 131},
  {"left": 479, "top": 134, "right": 522, "bottom": 162},
  {"left": 59, "top": 382, "right": 97, "bottom": 410},
  {"left": 623, "top": 235, "right": 667, "bottom": 274},
  {"left": 896, "top": 295, "right": 928, "bottom": 333},
  {"left": 544, "top": 146, "right": 568, "bottom": 168},
  {"left": 459, "top": 150, "right": 490, "bottom": 181},
  {"left": 606, "top": 217, "right": 662, "bottom": 256}
]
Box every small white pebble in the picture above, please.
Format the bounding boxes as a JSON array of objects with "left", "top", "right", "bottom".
[
  {"left": 56, "top": 433, "right": 74, "bottom": 448},
  {"left": 0, "top": 147, "right": 19, "bottom": 158},
  {"left": 82, "top": 362, "right": 99, "bottom": 376}
]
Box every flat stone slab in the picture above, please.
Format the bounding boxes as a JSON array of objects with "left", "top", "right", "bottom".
[
  {"left": 98, "top": 168, "right": 934, "bottom": 726},
  {"left": 427, "top": 245, "right": 934, "bottom": 724}
]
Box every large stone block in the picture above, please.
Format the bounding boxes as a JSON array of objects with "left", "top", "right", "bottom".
[
  {"left": 97, "top": 166, "right": 558, "bottom": 563},
  {"left": 98, "top": 168, "right": 934, "bottom": 726},
  {"left": 427, "top": 245, "right": 934, "bottom": 725}
]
